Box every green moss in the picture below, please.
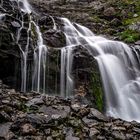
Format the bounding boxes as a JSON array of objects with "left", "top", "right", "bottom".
[
  {"left": 120, "top": 29, "right": 140, "bottom": 43},
  {"left": 123, "top": 17, "right": 140, "bottom": 25},
  {"left": 91, "top": 71, "right": 103, "bottom": 112}
]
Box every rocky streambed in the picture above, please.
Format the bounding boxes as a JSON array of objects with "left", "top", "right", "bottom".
[{"left": 0, "top": 80, "right": 140, "bottom": 140}]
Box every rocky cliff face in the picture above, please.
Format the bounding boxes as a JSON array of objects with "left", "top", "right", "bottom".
[{"left": 30, "top": 0, "right": 140, "bottom": 43}]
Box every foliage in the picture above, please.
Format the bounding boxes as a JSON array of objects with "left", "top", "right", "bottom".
[
  {"left": 120, "top": 29, "right": 140, "bottom": 43},
  {"left": 91, "top": 71, "right": 103, "bottom": 112}
]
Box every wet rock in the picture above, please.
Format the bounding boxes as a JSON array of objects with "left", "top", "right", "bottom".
[
  {"left": 111, "top": 131, "right": 126, "bottom": 140},
  {"left": 112, "top": 126, "right": 126, "bottom": 131},
  {"left": 82, "top": 116, "right": 99, "bottom": 127},
  {"left": 39, "top": 105, "right": 70, "bottom": 119},
  {"left": 0, "top": 123, "right": 13, "bottom": 139},
  {"left": 103, "top": 7, "right": 116, "bottom": 17},
  {"left": 133, "top": 127, "right": 140, "bottom": 134},
  {"left": 71, "top": 103, "right": 81, "bottom": 112},
  {"left": 47, "top": 136, "right": 53, "bottom": 140},
  {"left": 89, "top": 128, "right": 99, "bottom": 138},
  {"left": 26, "top": 95, "right": 45, "bottom": 107},
  {"left": 66, "top": 135, "right": 80, "bottom": 140},
  {"left": 21, "top": 123, "right": 36, "bottom": 135},
  {"left": 44, "top": 128, "right": 51, "bottom": 136},
  {"left": 44, "top": 30, "right": 66, "bottom": 48},
  {"left": 88, "top": 108, "right": 107, "bottom": 122},
  {"left": 11, "top": 21, "right": 21, "bottom": 28},
  {"left": 0, "top": 111, "right": 11, "bottom": 122},
  {"left": 111, "top": 18, "right": 122, "bottom": 26},
  {"left": 135, "top": 40, "right": 140, "bottom": 45},
  {"left": 129, "top": 22, "right": 140, "bottom": 32}
]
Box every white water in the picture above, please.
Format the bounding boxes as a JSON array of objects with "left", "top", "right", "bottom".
[
  {"left": 61, "top": 18, "right": 140, "bottom": 122},
  {"left": 11, "top": 0, "right": 47, "bottom": 93},
  {"left": 31, "top": 22, "right": 47, "bottom": 93},
  {"left": 14, "top": 0, "right": 32, "bottom": 92}
]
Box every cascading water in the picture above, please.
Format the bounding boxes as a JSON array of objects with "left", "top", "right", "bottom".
[
  {"left": 11, "top": 0, "right": 47, "bottom": 93},
  {"left": 60, "top": 18, "right": 140, "bottom": 122},
  {"left": 6, "top": 0, "right": 140, "bottom": 122}
]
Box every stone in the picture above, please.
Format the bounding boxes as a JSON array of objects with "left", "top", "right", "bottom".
[
  {"left": 111, "top": 18, "right": 121, "bottom": 26},
  {"left": 0, "top": 111, "right": 11, "bottom": 122},
  {"left": 133, "top": 127, "right": 140, "bottom": 134},
  {"left": 26, "top": 95, "right": 45, "bottom": 107},
  {"left": 82, "top": 117, "right": 99, "bottom": 127},
  {"left": 71, "top": 103, "right": 81, "bottom": 112},
  {"left": 89, "top": 128, "right": 99, "bottom": 138},
  {"left": 66, "top": 135, "right": 80, "bottom": 140},
  {"left": 103, "top": 7, "right": 116, "bottom": 17},
  {"left": 44, "top": 129, "right": 51, "bottom": 136},
  {"left": 111, "top": 131, "right": 126, "bottom": 140},
  {"left": 112, "top": 126, "right": 126, "bottom": 131},
  {"left": 43, "top": 30, "right": 66, "bottom": 48},
  {"left": 88, "top": 108, "right": 107, "bottom": 122},
  {"left": 135, "top": 40, "right": 140, "bottom": 45},
  {"left": 133, "top": 14, "right": 138, "bottom": 18},
  {"left": 39, "top": 105, "right": 70, "bottom": 119},
  {"left": 0, "top": 123, "right": 12, "bottom": 139},
  {"left": 129, "top": 22, "right": 140, "bottom": 32},
  {"left": 47, "top": 136, "right": 53, "bottom": 140},
  {"left": 21, "top": 123, "right": 36, "bottom": 135}
]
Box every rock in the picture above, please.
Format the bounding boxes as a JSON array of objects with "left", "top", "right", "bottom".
[
  {"left": 0, "top": 123, "right": 13, "bottom": 139},
  {"left": 11, "top": 21, "right": 21, "bottom": 28},
  {"left": 65, "top": 127, "right": 80, "bottom": 140},
  {"left": 44, "top": 128, "right": 51, "bottom": 136},
  {"left": 89, "top": 128, "right": 99, "bottom": 138},
  {"left": 135, "top": 40, "right": 140, "bottom": 45},
  {"left": 43, "top": 30, "right": 66, "bottom": 48},
  {"left": 82, "top": 117, "right": 99, "bottom": 127},
  {"left": 111, "top": 131, "right": 126, "bottom": 140},
  {"left": 66, "top": 135, "right": 80, "bottom": 140},
  {"left": 133, "top": 127, "right": 140, "bottom": 134},
  {"left": 26, "top": 95, "right": 45, "bottom": 107},
  {"left": 21, "top": 123, "right": 36, "bottom": 135},
  {"left": 47, "top": 136, "right": 53, "bottom": 140},
  {"left": 111, "top": 18, "right": 121, "bottom": 26},
  {"left": 129, "top": 22, "right": 140, "bottom": 32},
  {"left": 39, "top": 105, "right": 70, "bottom": 119},
  {"left": 103, "top": 7, "right": 116, "bottom": 17},
  {"left": 97, "top": 136, "right": 106, "bottom": 140},
  {"left": 112, "top": 126, "right": 126, "bottom": 131},
  {"left": 71, "top": 103, "right": 81, "bottom": 112},
  {"left": 133, "top": 14, "right": 138, "bottom": 18},
  {"left": 0, "top": 111, "right": 11, "bottom": 122},
  {"left": 88, "top": 108, "right": 107, "bottom": 122}
]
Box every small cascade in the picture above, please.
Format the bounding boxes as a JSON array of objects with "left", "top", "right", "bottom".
[
  {"left": 14, "top": 0, "right": 32, "bottom": 92},
  {"left": 31, "top": 22, "right": 47, "bottom": 93},
  {"left": 11, "top": 0, "right": 48, "bottom": 93},
  {"left": 50, "top": 16, "right": 57, "bottom": 30}
]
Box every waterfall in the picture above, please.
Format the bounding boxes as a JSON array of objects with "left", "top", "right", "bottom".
[
  {"left": 11, "top": 0, "right": 48, "bottom": 93},
  {"left": 31, "top": 22, "right": 47, "bottom": 93},
  {"left": 60, "top": 18, "right": 140, "bottom": 122},
  {"left": 6, "top": 0, "right": 140, "bottom": 122}
]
